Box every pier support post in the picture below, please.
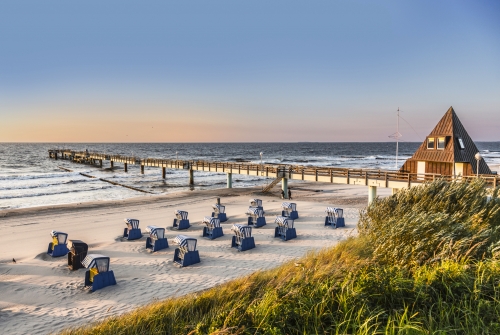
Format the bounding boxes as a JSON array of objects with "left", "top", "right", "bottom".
[
  {"left": 55, "top": 153, "right": 58, "bottom": 160},
  {"left": 110, "top": 161, "right": 114, "bottom": 169},
  {"left": 141, "top": 165, "right": 144, "bottom": 174},
  {"left": 162, "top": 167, "right": 166, "bottom": 179},
  {"left": 282, "top": 177, "right": 288, "bottom": 199},
  {"left": 227, "top": 172, "right": 232, "bottom": 188},
  {"left": 99, "top": 159, "right": 103, "bottom": 168},
  {"left": 368, "top": 186, "right": 377, "bottom": 205},
  {"left": 124, "top": 163, "right": 128, "bottom": 172},
  {"left": 189, "top": 169, "right": 194, "bottom": 185}
]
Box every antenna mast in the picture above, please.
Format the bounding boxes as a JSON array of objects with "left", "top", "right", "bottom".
[{"left": 389, "top": 108, "right": 402, "bottom": 169}]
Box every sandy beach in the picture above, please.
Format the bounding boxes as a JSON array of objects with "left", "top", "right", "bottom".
[{"left": 0, "top": 182, "right": 389, "bottom": 335}]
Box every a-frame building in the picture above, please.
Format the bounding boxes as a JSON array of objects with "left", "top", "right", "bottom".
[{"left": 400, "top": 106, "right": 492, "bottom": 177}]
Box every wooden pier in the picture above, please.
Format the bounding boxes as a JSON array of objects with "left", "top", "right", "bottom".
[{"left": 48, "top": 149, "right": 499, "bottom": 204}]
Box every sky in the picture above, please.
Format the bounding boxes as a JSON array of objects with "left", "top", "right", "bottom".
[{"left": 0, "top": 0, "right": 499, "bottom": 142}]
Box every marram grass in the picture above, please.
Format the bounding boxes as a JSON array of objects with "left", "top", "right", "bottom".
[{"left": 62, "top": 180, "right": 500, "bottom": 335}]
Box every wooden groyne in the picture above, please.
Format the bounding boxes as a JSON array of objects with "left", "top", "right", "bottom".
[{"left": 48, "top": 149, "right": 499, "bottom": 203}]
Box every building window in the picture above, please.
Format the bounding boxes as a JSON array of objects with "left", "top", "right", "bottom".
[
  {"left": 437, "top": 137, "right": 446, "bottom": 150},
  {"left": 457, "top": 138, "right": 465, "bottom": 149},
  {"left": 427, "top": 138, "right": 435, "bottom": 149}
]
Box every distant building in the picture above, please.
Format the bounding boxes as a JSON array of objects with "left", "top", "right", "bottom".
[{"left": 400, "top": 106, "right": 492, "bottom": 177}]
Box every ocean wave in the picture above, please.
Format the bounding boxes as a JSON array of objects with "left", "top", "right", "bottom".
[
  {"left": 0, "top": 171, "right": 79, "bottom": 181},
  {"left": 0, "top": 178, "right": 94, "bottom": 191},
  {"left": 0, "top": 185, "right": 115, "bottom": 200}
]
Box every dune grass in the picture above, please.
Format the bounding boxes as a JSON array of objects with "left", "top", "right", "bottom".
[{"left": 62, "top": 179, "right": 500, "bottom": 335}]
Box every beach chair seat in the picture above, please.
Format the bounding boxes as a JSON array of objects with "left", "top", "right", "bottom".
[
  {"left": 325, "top": 207, "right": 345, "bottom": 228},
  {"left": 249, "top": 198, "right": 264, "bottom": 210},
  {"left": 246, "top": 207, "right": 266, "bottom": 228},
  {"left": 274, "top": 216, "right": 297, "bottom": 241},
  {"left": 67, "top": 240, "right": 88, "bottom": 270},
  {"left": 47, "top": 230, "right": 70, "bottom": 257},
  {"left": 281, "top": 202, "right": 299, "bottom": 220},
  {"left": 173, "top": 210, "right": 190, "bottom": 230},
  {"left": 202, "top": 216, "right": 224, "bottom": 240},
  {"left": 211, "top": 204, "right": 227, "bottom": 222},
  {"left": 123, "top": 218, "right": 142, "bottom": 240},
  {"left": 145, "top": 226, "right": 169, "bottom": 252},
  {"left": 82, "top": 254, "right": 116, "bottom": 291},
  {"left": 231, "top": 224, "right": 255, "bottom": 251},
  {"left": 173, "top": 235, "right": 200, "bottom": 267}
]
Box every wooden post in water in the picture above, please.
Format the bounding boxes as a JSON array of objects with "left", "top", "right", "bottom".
[
  {"left": 124, "top": 163, "right": 128, "bottom": 172},
  {"left": 110, "top": 161, "right": 114, "bottom": 168},
  {"left": 189, "top": 169, "right": 194, "bottom": 185},
  {"left": 99, "top": 159, "right": 103, "bottom": 168},
  {"left": 141, "top": 165, "right": 144, "bottom": 174},
  {"left": 162, "top": 167, "right": 166, "bottom": 179}
]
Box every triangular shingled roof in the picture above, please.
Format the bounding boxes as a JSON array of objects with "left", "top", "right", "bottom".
[{"left": 404, "top": 106, "right": 492, "bottom": 174}]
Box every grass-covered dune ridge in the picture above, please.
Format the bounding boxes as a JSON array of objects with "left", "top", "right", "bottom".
[
  {"left": 359, "top": 179, "right": 500, "bottom": 268},
  {"left": 62, "top": 180, "right": 500, "bottom": 335}
]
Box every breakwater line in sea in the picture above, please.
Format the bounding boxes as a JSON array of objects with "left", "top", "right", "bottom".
[{"left": 58, "top": 166, "right": 154, "bottom": 194}]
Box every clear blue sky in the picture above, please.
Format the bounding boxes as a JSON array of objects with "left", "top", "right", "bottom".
[{"left": 1, "top": 1, "right": 499, "bottom": 142}]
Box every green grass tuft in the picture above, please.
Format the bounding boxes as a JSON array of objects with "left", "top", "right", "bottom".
[{"left": 62, "top": 180, "right": 500, "bottom": 335}]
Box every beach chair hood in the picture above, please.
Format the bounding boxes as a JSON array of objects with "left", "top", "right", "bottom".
[
  {"left": 212, "top": 204, "right": 225, "bottom": 213},
  {"left": 82, "top": 254, "right": 110, "bottom": 272},
  {"left": 275, "top": 216, "right": 294, "bottom": 228},
  {"left": 326, "top": 207, "right": 343, "bottom": 218},
  {"left": 174, "top": 210, "right": 189, "bottom": 220},
  {"left": 173, "top": 235, "right": 197, "bottom": 251},
  {"left": 249, "top": 199, "right": 263, "bottom": 207},
  {"left": 124, "top": 218, "right": 140, "bottom": 229},
  {"left": 202, "top": 216, "right": 221, "bottom": 228},
  {"left": 282, "top": 202, "right": 297, "bottom": 211},
  {"left": 231, "top": 224, "right": 252, "bottom": 237},
  {"left": 246, "top": 207, "right": 264, "bottom": 217},
  {"left": 50, "top": 230, "right": 68, "bottom": 244},
  {"left": 146, "top": 225, "right": 165, "bottom": 239}
]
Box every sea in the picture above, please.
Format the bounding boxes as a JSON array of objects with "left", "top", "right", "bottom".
[{"left": 1, "top": 142, "right": 499, "bottom": 210}]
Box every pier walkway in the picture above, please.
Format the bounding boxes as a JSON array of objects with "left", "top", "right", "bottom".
[{"left": 48, "top": 149, "right": 499, "bottom": 204}]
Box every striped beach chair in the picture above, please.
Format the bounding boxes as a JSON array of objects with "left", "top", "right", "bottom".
[
  {"left": 173, "top": 235, "right": 200, "bottom": 267},
  {"left": 281, "top": 202, "right": 299, "bottom": 220},
  {"left": 173, "top": 210, "right": 190, "bottom": 230},
  {"left": 231, "top": 224, "right": 255, "bottom": 251},
  {"left": 47, "top": 230, "right": 70, "bottom": 257},
  {"left": 274, "top": 216, "right": 297, "bottom": 241},
  {"left": 145, "top": 225, "right": 169, "bottom": 252},
  {"left": 325, "top": 207, "right": 345, "bottom": 228},
  {"left": 202, "top": 216, "right": 224, "bottom": 240},
  {"left": 82, "top": 254, "right": 116, "bottom": 291},
  {"left": 211, "top": 204, "right": 227, "bottom": 222},
  {"left": 249, "top": 198, "right": 264, "bottom": 210},
  {"left": 123, "top": 218, "right": 142, "bottom": 240},
  {"left": 246, "top": 207, "right": 266, "bottom": 228}
]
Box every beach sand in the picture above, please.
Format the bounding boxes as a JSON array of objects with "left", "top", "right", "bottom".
[{"left": 0, "top": 183, "right": 388, "bottom": 334}]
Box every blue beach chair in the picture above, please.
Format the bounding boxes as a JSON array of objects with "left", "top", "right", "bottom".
[
  {"left": 281, "top": 202, "right": 299, "bottom": 220},
  {"left": 173, "top": 210, "right": 190, "bottom": 230},
  {"left": 82, "top": 254, "right": 116, "bottom": 291},
  {"left": 123, "top": 218, "right": 142, "bottom": 240},
  {"left": 202, "top": 216, "right": 224, "bottom": 240},
  {"left": 173, "top": 235, "right": 200, "bottom": 267},
  {"left": 274, "top": 216, "right": 297, "bottom": 241},
  {"left": 325, "top": 207, "right": 345, "bottom": 228},
  {"left": 145, "top": 226, "right": 169, "bottom": 252},
  {"left": 246, "top": 207, "right": 266, "bottom": 228},
  {"left": 249, "top": 198, "right": 264, "bottom": 210},
  {"left": 47, "top": 230, "right": 70, "bottom": 257},
  {"left": 231, "top": 224, "right": 255, "bottom": 251},
  {"left": 211, "top": 204, "right": 227, "bottom": 222}
]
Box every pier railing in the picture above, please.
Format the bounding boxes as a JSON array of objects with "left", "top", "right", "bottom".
[{"left": 48, "top": 149, "right": 499, "bottom": 188}]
